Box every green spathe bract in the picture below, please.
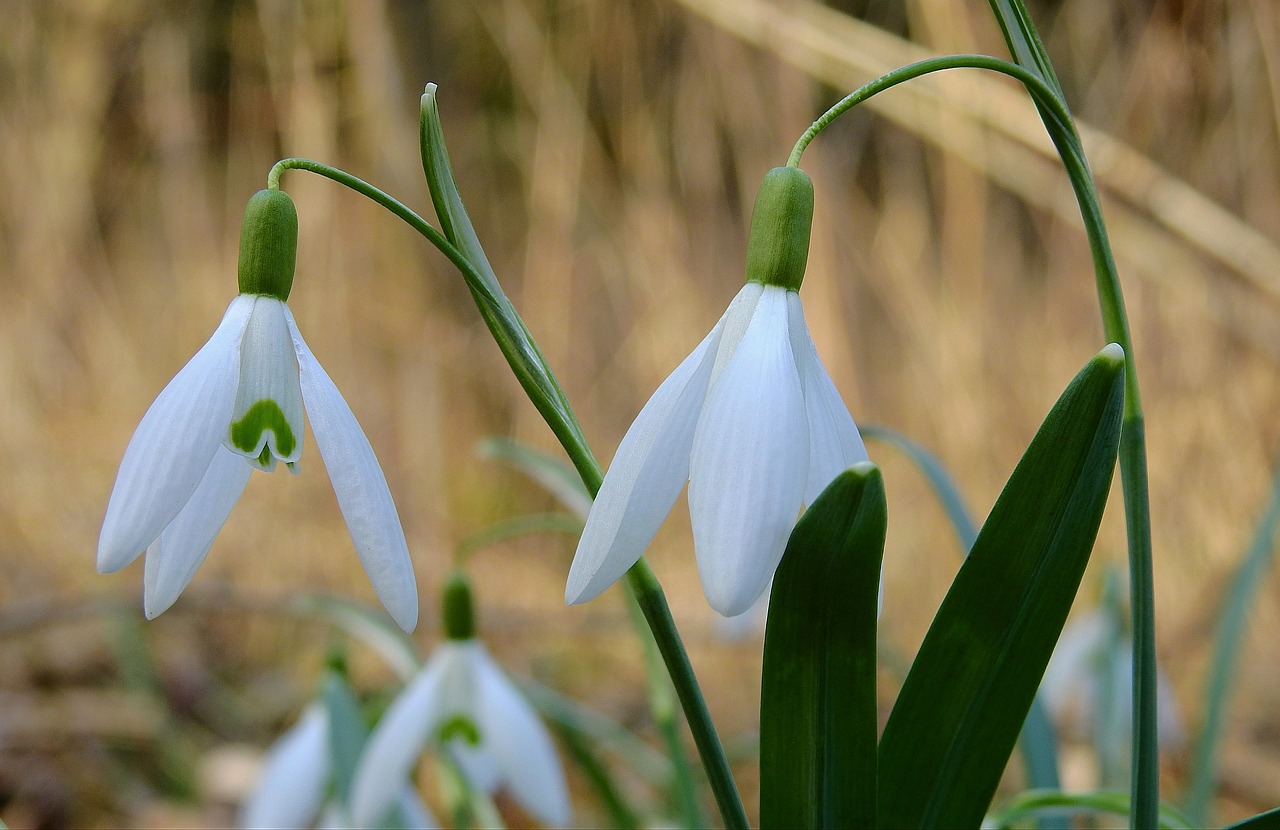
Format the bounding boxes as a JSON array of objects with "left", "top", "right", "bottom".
[
  {"left": 442, "top": 570, "right": 477, "bottom": 641},
  {"left": 238, "top": 188, "right": 299, "bottom": 301},
  {"left": 745, "top": 166, "right": 814, "bottom": 292},
  {"left": 230, "top": 399, "right": 297, "bottom": 462}
]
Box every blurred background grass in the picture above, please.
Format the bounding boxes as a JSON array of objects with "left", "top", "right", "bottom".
[{"left": 3, "top": 0, "right": 1280, "bottom": 826}]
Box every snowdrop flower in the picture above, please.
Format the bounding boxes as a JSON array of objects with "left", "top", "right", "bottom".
[
  {"left": 97, "top": 189, "right": 417, "bottom": 631},
  {"left": 1041, "top": 608, "right": 1184, "bottom": 755},
  {"left": 350, "top": 574, "right": 571, "bottom": 828},
  {"left": 240, "top": 699, "right": 438, "bottom": 829},
  {"left": 566, "top": 166, "right": 868, "bottom": 616}
]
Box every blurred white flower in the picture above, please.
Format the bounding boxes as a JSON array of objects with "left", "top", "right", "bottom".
[
  {"left": 240, "top": 702, "right": 438, "bottom": 830},
  {"left": 350, "top": 640, "right": 571, "bottom": 828},
  {"left": 1041, "top": 610, "right": 1184, "bottom": 760},
  {"left": 565, "top": 282, "right": 868, "bottom": 616}
]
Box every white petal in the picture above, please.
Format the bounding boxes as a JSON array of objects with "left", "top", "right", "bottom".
[
  {"left": 239, "top": 703, "right": 330, "bottom": 830},
  {"left": 349, "top": 648, "right": 453, "bottom": 827},
  {"left": 432, "top": 643, "right": 496, "bottom": 792},
  {"left": 98, "top": 297, "right": 251, "bottom": 573},
  {"left": 283, "top": 307, "right": 418, "bottom": 632},
  {"left": 565, "top": 284, "right": 769, "bottom": 606},
  {"left": 143, "top": 447, "right": 252, "bottom": 618},
  {"left": 786, "top": 292, "right": 869, "bottom": 505},
  {"left": 689, "top": 286, "right": 809, "bottom": 616},
  {"left": 564, "top": 326, "right": 718, "bottom": 605},
  {"left": 394, "top": 787, "right": 440, "bottom": 830},
  {"left": 229, "top": 297, "right": 305, "bottom": 469},
  {"left": 472, "top": 646, "right": 571, "bottom": 827},
  {"left": 706, "top": 282, "right": 765, "bottom": 386}
]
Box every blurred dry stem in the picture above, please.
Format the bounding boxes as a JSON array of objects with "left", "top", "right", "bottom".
[{"left": 2, "top": 0, "right": 1280, "bottom": 826}]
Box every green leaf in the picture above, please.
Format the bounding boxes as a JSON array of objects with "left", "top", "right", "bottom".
[
  {"left": 290, "top": 594, "right": 421, "bottom": 681},
  {"left": 1184, "top": 468, "right": 1280, "bottom": 825},
  {"left": 861, "top": 424, "right": 977, "bottom": 551},
  {"left": 987, "top": 789, "right": 1196, "bottom": 830},
  {"left": 877, "top": 344, "right": 1125, "bottom": 829},
  {"left": 862, "top": 424, "right": 1064, "bottom": 809},
  {"left": 1224, "top": 807, "right": 1280, "bottom": 830},
  {"left": 419, "top": 86, "right": 600, "bottom": 492},
  {"left": 760, "top": 463, "right": 887, "bottom": 829},
  {"left": 322, "top": 671, "right": 368, "bottom": 806},
  {"left": 478, "top": 436, "right": 593, "bottom": 519}
]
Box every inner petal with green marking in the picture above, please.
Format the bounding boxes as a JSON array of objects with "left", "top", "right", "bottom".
[
  {"left": 231, "top": 399, "right": 297, "bottom": 471},
  {"left": 227, "top": 296, "right": 305, "bottom": 470}
]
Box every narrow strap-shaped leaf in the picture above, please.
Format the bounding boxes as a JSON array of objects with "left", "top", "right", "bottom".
[
  {"left": 1224, "top": 807, "right": 1280, "bottom": 830},
  {"left": 987, "top": 789, "right": 1196, "bottom": 830},
  {"left": 878, "top": 345, "right": 1125, "bottom": 829},
  {"left": 419, "top": 86, "right": 599, "bottom": 490},
  {"left": 863, "top": 424, "right": 1064, "bottom": 810},
  {"left": 760, "top": 463, "right": 887, "bottom": 829},
  {"left": 477, "top": 436, "right": 593, "bottom": 520}
]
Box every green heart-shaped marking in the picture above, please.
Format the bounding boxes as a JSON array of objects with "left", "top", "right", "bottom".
[{"left": 230, "top": 399, "right": 296, "bottom": 461}]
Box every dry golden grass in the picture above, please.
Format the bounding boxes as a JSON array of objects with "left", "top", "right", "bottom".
[{"left": 2, "top": 0, "right": 1280, "bottom": 825}]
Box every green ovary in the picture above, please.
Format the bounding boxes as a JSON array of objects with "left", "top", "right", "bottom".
[{"left": 230, "top": 399, "right": 296, "bottom": 459}]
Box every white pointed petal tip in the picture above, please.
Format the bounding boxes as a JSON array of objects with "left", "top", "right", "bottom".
[
  {"left": 97, "top": 297, "right": 253, "bottom": 573},
  {"left": 349, "top": 652, "right": 450, "bottom": 827},
  {"left": 239, "top": 703, "right": 330, "bottom": 829},
  {"left": 474, "top": 649, "right": 572, "bottom": 826},
  {"left": 142, "top": 449, "right": 252, "bottom": 619},
  {"left": 564, "top": 319, "right": 723, "bottom": 607},
  {"left": 283, "top": 308, "right": 418, "bottom": 632}
]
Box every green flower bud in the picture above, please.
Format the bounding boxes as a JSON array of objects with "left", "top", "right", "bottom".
[
  {"left": 745, "top": 166, "right": 814, "bottom": 292},
  {"left": 237, "top": 189, "right": 298, "bottom": 301},
  {"left": 442, "top": 570, "right": 476, "bottom": 641}
]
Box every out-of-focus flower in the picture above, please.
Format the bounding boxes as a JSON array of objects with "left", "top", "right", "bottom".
[
  {"left": 239, "top": 701, "right": 437, "bottom": 830},
  {"left": 350, "top": 576, "right": 571, "bottom": 827},
  {"left": 1041, "top": 609, "right": 1185, "bottom": 768},
  {"left": 97, "top": 189, "right": 417, "bottom": 631},
  {"left": 566, "top": 167, "right": 867, "bottom": 616}
]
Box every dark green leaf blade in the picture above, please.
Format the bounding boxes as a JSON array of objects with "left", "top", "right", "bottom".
[
  {"left": 1224, "top": 807, "right": 1280, "bottom": 830},
  {"left": 760, "top": 463, "right": 887, "bottom": 829},
  {"left": 878, "top": 345, "right": 1125, "bottom": 829}
]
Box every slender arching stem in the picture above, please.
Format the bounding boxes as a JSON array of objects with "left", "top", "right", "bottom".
[{"left": 266, "top": 157, "right": 749, "bottom": 829}]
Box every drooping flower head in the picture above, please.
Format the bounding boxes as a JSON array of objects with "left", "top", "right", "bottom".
[
  {"left": 350, "top": 573, "right": 571, "bottom": 827},
  {"left": 97, "top": 190, "right": 418, "bottom": 631},
  {"left": 565, "top": 167, "right": 869, "bottom": 616}
]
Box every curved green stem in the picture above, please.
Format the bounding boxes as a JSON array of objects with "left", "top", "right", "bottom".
[
  {"left": 268, "top": 157, "right": 747, "bottom": 829},
  {"left": 787, "top": 55, "right": 1072, "bottom": 168},
  {"left": 791, "top": 46, "right": 1157, "bottom": 827},
  {"left": 267, "top": 158, "right": 602, "bottom": 488}
]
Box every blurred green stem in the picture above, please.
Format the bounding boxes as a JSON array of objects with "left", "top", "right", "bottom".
[
  {"left": 625, "top": 587, "right": 704, "bottom": 828},
  {"left": 266, "top": 158, "right": 748, "bottom": 830}
]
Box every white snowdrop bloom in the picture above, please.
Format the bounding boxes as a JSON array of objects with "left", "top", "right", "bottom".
[
  {"left": 240, "top": 702, "right": 438, "bottom": 830},
  {"left": 351, "top": 574, "right": 570, "bottom": 828},
  {"left": 1041, "top": 609, "right": 1184, "bottom": 752},
  {"left": 350, "top": 640, "right": 571, "bottom": 827},
  {"left": 566, "top": 166, "right": 868, "bottom": 616},
  {"left": 97, "top": 189, "right": 417, "bottom": 631},
  {"left": 240, "top": 704, "right": 331, "bottom": 829}
]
